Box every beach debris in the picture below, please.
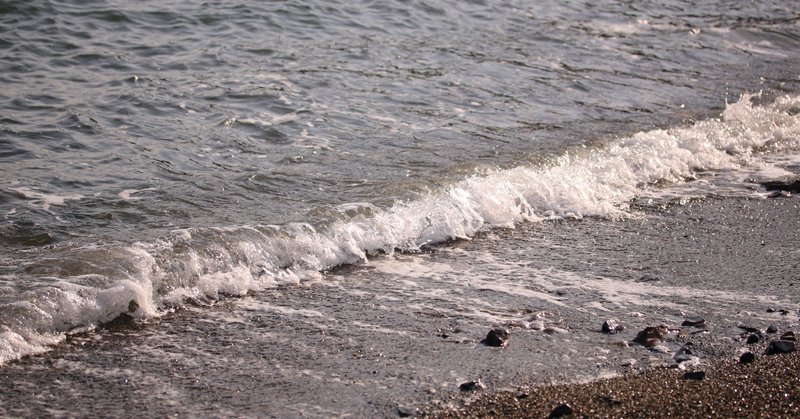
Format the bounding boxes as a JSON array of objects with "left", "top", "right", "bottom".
[
  {"left": 780, "top": 331, "right": 796, "bottom": 342},
  {"left": 633, "top": 326, "right": 668, "bottom": 348},
  {"left": 746, "top": 333, "right": 760, "bottom": 344},
  {"left": 681, "top": 317, "right": 705, "bottom": 327},
  {"left": 764, "top": 340, "right": 796, "bottom": 355},
  {"left": 739, "top": 352, "right": 756, "bottom": 364},
  {"left": 766, "top": 325, "right": 779, "bottom": 334},
  {"left": 459, "top": 379, "right": 486, "bottom": 392},
  {"left": 602, "top": 319, "right": 624, "bottom": 334},
  {"left": 683, "top": 371, "right": 706, "bottom": 380},
  {"left": 548, "top": 403, "right": 575, "bottom": 418},
  {"left": 481, "top": 328, "right": 510, "bottom": 347}
]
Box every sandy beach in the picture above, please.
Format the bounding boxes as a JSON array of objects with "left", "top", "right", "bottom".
[
  {"left": 426, "top": 347, "right": 800, "bottom": 418},
  {"left": 424, "top": 194, "right": 800, "bottom": 418},
  {"left": 0, "top": 193, "right": 797, "bottom": 417}
]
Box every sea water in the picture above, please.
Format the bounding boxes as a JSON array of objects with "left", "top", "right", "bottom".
[{"left": 1, "top": 1, "right": 800, "bottom": 416}]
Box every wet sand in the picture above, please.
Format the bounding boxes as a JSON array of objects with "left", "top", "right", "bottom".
[
  {"left": 425, "top": 194, "right": 800, "bottom": 418},
  {"left": 1, "top": 195, "right": 798, "bottom": 417}
]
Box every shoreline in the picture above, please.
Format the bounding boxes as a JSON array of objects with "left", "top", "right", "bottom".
[
  {"left": 424, "top": 349, "right": 800, "bottom": 418},
  {"left": 1, "top": 194, "right": 799, "bottom": 417},
  {"left": 423, "top": 193, "right": 800, "bottom": 418}
]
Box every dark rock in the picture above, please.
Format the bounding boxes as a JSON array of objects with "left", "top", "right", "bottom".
[
  {"left": 681, "top": 317, "right": 705, "bottom": 327},
  {"left": 128, "top": 299, "right": 139, "bottom": 313},
  {"left": 766, "top": 308, "right": 777, "bottom": 313},
  {"left": 481, "top": 328, "right": 510, "bottom": 348},
  {"left": 740, "top": 352, "right": 756, "bottom": 364},
  {"left": 756, "top": 177, "right": 800, "bottom": 193},
  {"left": 99, "top": 312, "right": 136, "bottom": 331},
  {"left": 602, "top": 319, "right": 624, "bottom": 334},
  {"left": 549, "top": 403, "right": 574, "bottom": 418},
  {"left": 397, "top": 405, "right": 416, "bottom": 417},
  {"left": 766, "top": 325, "right": 779, "bottom": 334},
  {"left": 683, "top": 371, "right": 705, "bottom": 380},
  {"left": 764, "top": 340, "right": 796, "bottom": 355},
  {"left": 746, "top": 333, "right": 760, "bottom": 344},
  {"left": 780, "top": 331, "right": 796, "bottom": 342},
  {"left": 637, "top": 273, "right": 660, "bottom": 282},
  {"left": 779, "top": 309, "right": 790, "bottom": 315},
  {"left": 459, "top": 380, "right": 486, "bottom": 392},
  {"left": 674, "top": 344, "right": 694, "bottom": 362},
  {"left": 633, "top": 326, "right": 667, "bottom": 348}
]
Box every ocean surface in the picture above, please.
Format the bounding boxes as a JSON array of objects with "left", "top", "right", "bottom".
[{"left": 2, "top": 0, "right": 800, "bottom": 416}]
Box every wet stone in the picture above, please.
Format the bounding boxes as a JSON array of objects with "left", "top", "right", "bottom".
[
  {"left": 397, "top": 405, "right": 416, "bottom": 417},
  {"left": 637, "top": 273, "right": 660, "bottom": 282},
  {"left": 764, "top": 340, "right": 796, "bottom": 355},
  {"left": 766, "top": 325, "right": 779, "bottom": 334},
  {"left": 740, "top": 352, "right": 756, "bottom": 364},
  {"left": 549, "top": 403, "right": 575, "bottom": 418},
  {"left": 602, "top": 319, "right": 624, "bottom": 334},
  {"left": 481, "top": 328, "right": 510, "bottom": 348},
  {"left": 746, "top": 333, "right": 760, "bottom": 344},
  {"left": 683, "top": 371, "right": 706, "bottom": 380},
  {"left": 681, "top": 317, "right": 705, "bottom": 327},
  {"left": 99, "top": 312, "right": 137, "bottom": 331},
  {"left": 780, "top": 331, "right": 796, "bottom": 342},
  {"left": 459, "top": 380, "right": 486, "bottom": 392},
  {"left": 633, "top": 326, "right": 667, "bottom": 348},
  {"left": 757, "top": 177, "right": 800, "bottom": 193}
]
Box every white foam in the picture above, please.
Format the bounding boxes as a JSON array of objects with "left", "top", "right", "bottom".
[
  {"left": 10, "top": 187, "right": 83, "bottom": 212},
  {"left": 3, "top": 93, "right": 800, "bottom": 364}
]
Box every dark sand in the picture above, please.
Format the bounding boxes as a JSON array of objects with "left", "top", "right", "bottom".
[
  {"left": 426, "top": 349, "right": 800, "bottom": 418},
  {"left": 424, "top": 195, "right": 800, "bottom": 418},
  {"left": 1, "top": 195, "right": 798, "bottom": 417}
]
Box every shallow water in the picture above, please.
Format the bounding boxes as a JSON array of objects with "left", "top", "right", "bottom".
[{"left": 1, "top": 0, "right": 800, "bottom": 411}]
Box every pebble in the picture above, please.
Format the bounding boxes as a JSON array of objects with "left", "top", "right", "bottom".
[
  {"left": 482, "top": 328, "right": 510, "bottom": 348},
  {"left": 766, "top": 325, "right": 779, "bottom": 334},
  {"left": 681, "top": 317, "right": 705, "bottom": 327},
  {"left": 683, "top": 371, "right": 706, "bottom": 380},
  {"left": 602, "top": 319, "right": 624, "bottom": 334},
  {"left": 764, "top": 340, "right": 796, "bottom": 355},
  {"left": 739, "top": 352, "right": 756, "bottom": 364},
  {"left": 746, "top": 334, "right": 760, "bottom": 344},
  {"left": 633, "top": 326, "right": 667, "bottom": 348},
  {"left": 397, "top": 405, "right": 416, "bottom": 417},
  {"left": 549, "top": 403, "right": 574, "bottom": 418},
  {"left": 460, "top": 380, "right": 486, "bottom": 392},
  {"left": 780, "top": 331, "right": 796, "bottom": 342},
  {"left": 637, "top": 273, "right": 661, "bottom": 282}
]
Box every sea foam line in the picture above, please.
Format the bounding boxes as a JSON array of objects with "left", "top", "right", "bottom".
[{"left": 1, "top": 93, "right": 799, "bottom": 365}]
